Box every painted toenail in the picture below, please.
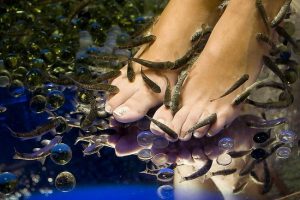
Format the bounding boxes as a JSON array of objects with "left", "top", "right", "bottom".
[
  {"left": 114, "top": 106, "right": 130, "bottom": 117},
  {"left": 105, "top": 104, "right": 112, "bottom": 113}
]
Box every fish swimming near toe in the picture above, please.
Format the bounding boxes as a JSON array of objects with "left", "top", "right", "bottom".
[
  {"left": 181, "top": 159, "right": 213, "bottom": 182},
  {"left": 275, "top": 26, "right": 299, "bottom": 50},
  {"left": 210, "top": 74, "right": 249, "bottom": 102},
  {"left": 271, "top": 0, "right": 292, "bottom": 28},
  {"left": 6, "top": 118, "right": 63, "bottom": 140},
  {"left": 170, "top": 69, "right": 188, "bottom": 115},
  {"left": 262, "top": 56, "right": 287, "bottom": 85},
  {"left": 227, "top": 150, "right": 251, "bottom": 158},
  {"left": 127, "top": 59, "right": 135, "bottom": 82},
  {"left": 187, "top": 113, "right": 217, "bottom": 134},
  {"left": 132, "top": 57, "right": 174, "bottom": 70},
  {"left": 233, "top": 179, "right": 248, "bottom": 194},
  {"left": 256, "top": 0, "right": 270, "bottom": 31},
  {"left": 211, "top": 168, "right": 237, "bottom": 176},
  {"left": 145, "top": 115, "right": 178, "bottom": 140},
  {"left": 141, "top": 68, "right": 161, "bottom": 93},
  {"left": 164, "top": 76, "right": 171, "bottom": 108},
  {"left": 118, "top": 35, "right": 156, "bottom": 49},
  {"left": 256, "top": 33, "right": 279, "bottom": 54}
]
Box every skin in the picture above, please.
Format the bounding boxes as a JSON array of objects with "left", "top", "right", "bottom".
[
  {"left": 150, "top": 0, "right": 286, "bottom": 141},
  {"left": 105, "top": 0, "right": 221, "bottom": 123}
]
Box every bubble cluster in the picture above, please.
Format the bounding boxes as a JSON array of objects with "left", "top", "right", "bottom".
[
  {"left": 0, "top": 172, "right": 18, "bottom": 195},
  {"left": 278, "top": 130, "right": 297, "bottom": 144},
  {"left": 151, "top": 153, "right": 168, "bottom": 167},
  {"left": 218, "top": 137, "right": 234, "bottom": 150},
  {"left": 137, "top": 131, "right": 155, "bottom": 147},
  {"left": 276, "top": 146, "right": 291, "bottom": 159},
  {"left": 137, "top": 149, "right": 153, "bottom": 161},
  {"left": 157, "top": 168, "right": 174, "bottom": 182}
]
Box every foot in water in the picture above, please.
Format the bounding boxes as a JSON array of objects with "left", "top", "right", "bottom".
[
  {"left": 150, "top": 0, "right": 286, "bottom": 141},
  {"left": 105, "top": 0, "right": 220, "bottom": 123}
]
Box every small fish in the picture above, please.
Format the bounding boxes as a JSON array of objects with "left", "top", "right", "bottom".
[
  {"left": 233, "top": 180, "right": 248, "bottom": 194},
  {"left": 132, "top": 57, "right": 174, "bottom": 70},
  {"left": 145, "top": 115, "right": 178, "bottom": 140},
  {"left": 239, "top": 159, "right": 257, "bottom": 176},
  {"left": 256, "top": 0, "right": 270, "bottom": 31},
  {"left": 94, "top": 70, "right": 121, "bottom": 82},
  {"left": 211, "top": 74, "right": 249, "bottom": 102},
  {"left": 141, "top": 68, "right": 161, "bottom": 93},
  {"left": 82, "top": 142, "right": 103, "bottom": 157},
  {"left": 13, "top": 136, "right": 62, "bottom": 164},
  {"left": 255, "top": 143, "right": 285, "bottom": 165},
  {"left": 246, "top": 117, "right": 287, "bottom": 129},
  {"left": 80, "top": 99, "right": 99, "bottom": 129},
  {"left": 187, "top": 113, "right": 217, "bottom": 134},
  {"left": 75, "top": 134, "right": 97, "bottom": 145},
  {"left": 118, "top": 35, "right": 156, "bottom": 49},
  {"left": 227, "top": 150, "right": 251, "bottom": 158},
  {"left": 66, "top": 76, "right": 119, "bottom": 93},
  {"left": 181, "top": 159, "right": 213, "bottom": 182},
  {"left": 271, "top": 0, "right": 292, "bottom": 28},
  {"left": 263, "top": 56, "right": 287, "bottom": 84},
  {"left": 164, "top": 76, "right": 171, "bottom": 108},
  {"left": 250, "top": 171, "right": 264, "bottom": 185},
  {"left": 232, "top": 79, "right": 288, "bottom": 106},
  {"left": 275, "top": 26, "right": 299, "bottom": 50},
  {"left": 211, "top": 168, "right": 237, "bottom": 176},
  {"left": 127, "top": 59, "right": 135, "bottom": 82},
  {"left": 256, "top": 33, "right": 279, "bottom": 54},
  {"left": 261, "top": 160, "right": 272, "bottom": 194},
  {"left": 6, "top": 118, "right": 62, "bottom": 140},
  {"left": 170, "top": 70, "right": 188, "bottom": 115}
]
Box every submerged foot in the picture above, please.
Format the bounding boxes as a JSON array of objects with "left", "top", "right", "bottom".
[
  {"left": 105, "top": 0, "right": 220, "bottom": 123},
  {"left": 151, "top": 0, "right": 286, "bottom": 140}
]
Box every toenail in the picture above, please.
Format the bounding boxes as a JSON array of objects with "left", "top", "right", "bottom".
[
  {"left": 113, "top": 106, "right": 130, "bottom": 117},
  {"left": 105, "top": 104, "right": 112, "bottom": 113},
  {"left": 194, "top": 131, "right": 201, "bottom": 138},
  {"left": 207, "top": 132, "right": 213, "bottom": 137},
  {"left": 182, "top": 133, "right": 192, "bottom": 141}
]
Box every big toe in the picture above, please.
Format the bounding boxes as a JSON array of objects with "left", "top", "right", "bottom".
[{"left": 113, "top": 90, "right": 160, "bottom": 123}]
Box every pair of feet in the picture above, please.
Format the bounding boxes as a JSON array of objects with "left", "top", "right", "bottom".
[{"left": 105, "top": 0, "right": 284, "bottom": 141}]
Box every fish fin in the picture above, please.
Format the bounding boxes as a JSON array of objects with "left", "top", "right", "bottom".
[{"left": 38, "top": 157, "right": 47, "bottom": 165}]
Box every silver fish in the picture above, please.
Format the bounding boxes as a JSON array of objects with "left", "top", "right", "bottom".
[
  {"left": 187, "top": 113, "right": 217, "bottom": 134},
  {"left": 256, "top": 0, "right": 270, "bottom": 31},
  {"left": 146, "top": 115, "right": 178, "bottom": 140},
  {"left": 141, "top": 68, "right": 161, "bottom": 93},
  {"left": 118, "top": 35, "right": 156, "bottom": 49},
  {"left": 170, "top": 69, "right": 188, "bottom": 115},
  {"left": 181, "top": 159, "right": 213, "bottom": 182},
  {"left": 271, "top": 0, "right": 292, "bottom": 28}
]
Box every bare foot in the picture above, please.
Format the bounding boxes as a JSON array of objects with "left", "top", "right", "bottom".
[
  {"left": 105, "top": 0, "right": 220, "bottom": 123},
  {"left": 151, "top": 0, "right": 286, "bottom": 140}
]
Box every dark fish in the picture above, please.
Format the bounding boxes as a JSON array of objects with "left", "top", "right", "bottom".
[
  {"left": 263, "top": 56, "right": 287, "bottom": 84},
  {"left": 94, "top": 70, "right": 121, "bottom": 82},
  {"left": 245, "top": 96, "right": 293, "bottom": 109},
  {"left": 261, "top": 160, "right": 272, "bottom": 194},
  {"left": 146, "top": 115, "right": 178, "bottom": 140},
  {"left": 80, "top": 99, "right": 99, "bottom": 129},
  {"left": 13, "top": 136, "right": 62, "bottom": 164},
  {"left": 118, "top": 35, "right": 156, "bottom": 49},
  {"left": 246, "top": 117, "right": 287, "bottom": 129},
  {"left": 256, "top": 33, "right": 279, "bottom": 54},
  {"left": 141, "top": 68, "right": 161, "bottom": 93},
  {"left": 132, "top": 57, "right": 174, "bottom": 70},
  {"left": 227, "top": 150, "right": 251, "bottom": 158},
  {"left": 66, "top": 76, "right": 119, "bottom": 93},
  {"left": 211, "top": 168, "right": 237, "bottom": 176},
  {"left": 210, "top": 74, "right": 249, "bottom": 102},
  {"left": 127, "top": 59, "right": 135, "bottom": 82},
  {"left": 275, "top": 26, "right": 299, "bottom": 49},
  {"left": 170, "top": 70, "right": 188, "bottom": 115},
  {"left": 173, "top": 28, "right": 211, "bottom": 70},
  {"left": 233, "top": 180, "right": 248, "bottom": 194},
  {"left": 164, "top": 76, "right": 171, "bottom": 108},
  {"left": 271, "top": 0, "right": 292, "bottom": 28},
  {"left": 75, "top": 134, "right": 97, "bottom": 145},
  {"left": 250, "top": 171, "right": 264, "bottom": 185},
  {"left": 256, "top": 143, "right": 285, "bottom": 165},
  {"left": 187, "top": 113, "right": 217, "bottom": 134},
  {"left": 7, "top": 118, "right": 63, "bottom": 140},
  {"left": 181, "top": 159, "right": 213, "bottom": 182},
  {"left": 256, "top": 0, "right": 270, "bottom": 31},
  {"left": 239, "top": 159, "right": 257, "bottom": 176}
]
